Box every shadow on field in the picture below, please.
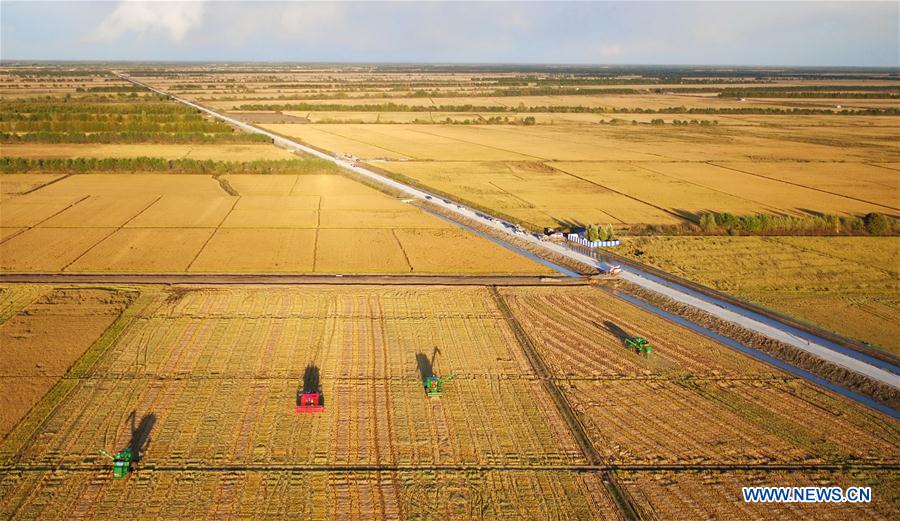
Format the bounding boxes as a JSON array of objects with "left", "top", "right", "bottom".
[
  {"left": 553, "top": 219, "right": 586, "bottom": 233},
  {"left": 671, "top": 208, "right": 701, "bottom": 224},
  {"left": 602, "top": 320, "right": 631, "bottom": 342},
  {"left": 416, "top": 349, "right": 438, "bottom": 380},
  {"left": 126, "top": 410, "right": 156, "bottom": 462},
  {"left": 300, "top": 365, "right": 324, "bottom": 406}
]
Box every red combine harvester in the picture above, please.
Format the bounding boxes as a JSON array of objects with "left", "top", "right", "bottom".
[{"left": 296, "top": 391, "right": 324, "bottom": 413}]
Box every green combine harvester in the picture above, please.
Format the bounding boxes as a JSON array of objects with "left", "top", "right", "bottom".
[
  {"left": 424, "top": 373, "right": 457, "bottom": 398},
  {"left": 624, "top": 337, "right": 653, "bottom": 355},
  {"left": 99, "top": 448, "right": 133, "bottom": 479}
]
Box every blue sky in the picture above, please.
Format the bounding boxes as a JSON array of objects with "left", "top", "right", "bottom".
[{"left": 2, "top": 1, "right": 898, "bottom": 66}]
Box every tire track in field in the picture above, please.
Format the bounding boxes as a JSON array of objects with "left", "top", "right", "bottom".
[
  {"left": 389, "top": 229, "right": 413, "bottom": 272},
  {"left": 761, "top": 236, "right": 899, "bottom": 278},
  {"left": 308, "top": 125, "right": 414, "bottom": 160},
  {"left": 629, "top": 162, "right": 787, "bottom": 215},
  {"left": 404, "top": 127, "right": 545, "bottom": 161},
  {"left": 0, "top": 194, "right": 89, "bottom": 246},
  {"left": 548, "top": 163, "right": 691, "bottom": 224},
  {"left": 60, "top": 195, "right": 163, "bottom": 272},
  {"left": 19, "top": 173, "right": 72, "bottom": 196},
  {"left": 488, "top": 287, "right": 643, "bottom": 521},
  {"left": 707, "top": 162, "right": 900, "bottom": 212},
  {"left": 362, "top": 295, "right": 399, "bottom": 517},
  {"left": 185, "top": 196, "right": 239, "bottom": 272}
]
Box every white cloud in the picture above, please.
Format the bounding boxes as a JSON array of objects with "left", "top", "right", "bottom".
[
  {"left": 94, "top": 0, "right": 205, "bottom": 42},
  {"left": 597, "top": 43, "right": 623, "bottom": 58}
]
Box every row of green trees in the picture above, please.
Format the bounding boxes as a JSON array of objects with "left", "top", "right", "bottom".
[
  {"left": 75, "top": 86, "right": 147, "bottom": 93},
  {"left": 695, "top": 212, "right": 898, "bottom": 236},
  {"left": 723, "top": 91, "right": 898, "bottom": 99},
  {"left": 2, "top": 101, "right": 189, "bottom": 114},
  {"left": 0, "top": 112, "right": 215, "bottom": 122},
  {"left": 236, "top": 102, "right": 900, "bottom": 116},
  {"left": 623, "top": 212, "right": 898, "bottom": 237},
  {"left": 720, "top": 85, "right": 900, "bottom": 98},
  {"left": 0, "top": 131, "right": 270, "bottom": 144},
  {"left": 1, "top": 120, "right": 232, "bottom": 133},
  {"left": 0, "top": 157, "right": 338, "bottom": 175}
]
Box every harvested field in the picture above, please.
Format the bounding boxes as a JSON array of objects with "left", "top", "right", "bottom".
[
  {"left": 0, "top": 470, "right": 619, "bottom": 519},
  {"left": 620, "top": 470, "right": 898, "bottom": 520},
  {"left": 0, "top": 284, "right": 895, "bottom": 519},
  {"left": 498, "top": 286, "right": 777, "bottom": 378},
  {"left": 0, "top": 287, "right": 132, "bottom": 436},
  {"left": 377, "top": 156, "right": 896, "bottom": 228},
  {"left": 565, "top": 379, "right": 898, "bottom": 465},
  {"left": 617, "top": 236, "right": 900, "bottom": 354}
]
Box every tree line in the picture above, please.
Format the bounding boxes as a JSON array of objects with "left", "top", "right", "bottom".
[
  {"left": 0, "top": 131, "right": 271, "bottom": 144},
  {"left": 1, "top": 120, "right": 233, "bottom": 133},
  {"left": 629, "top": 212, "right": 898, "bottom": 237},
  {"left": 0, "top": 157, "right": 339, "bottom": 175},
  {"left": 2, "top": 101, "right": 191, "bottom": 114},
  {"left": 236, "top": 101, "right": 900, "bottom": 116}
]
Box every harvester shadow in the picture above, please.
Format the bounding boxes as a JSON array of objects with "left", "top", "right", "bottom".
[
  {"left": 553, "top": 219, "right": 586, "bottom": 233},
  {"left": 671, "top": 208, "right": 701, "bottom": 224},
  {"left": 126, "top": 410, "right": 156, "bottom": 463},
  {"left": 415, "top": 352, "right": 434, "bottom": 380},
  {"left": 301, "top": 364, "right": 324, "bottom": 406},
  {"left": 601, "top": 320, "right": 631, "bottom": 342}
]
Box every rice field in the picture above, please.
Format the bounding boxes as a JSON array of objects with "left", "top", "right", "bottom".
[
  {"left": 0, "top": 173, "right": 552, "bottom": 275},
  {"left": 617, "top": 236, "right": 900, "bottom": 354},
  {"left": 2, "top": 65, "right": 899, "bottom": 520},
  {"left": 0, "top": 284, "right": 895, "bottom": 519},
  {"left": 254, "top": 121, "right": 899, "bottom": 229}
]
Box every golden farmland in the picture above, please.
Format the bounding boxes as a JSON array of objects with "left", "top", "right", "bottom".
[
  {"left": 2, "top": 64, "right": 899, "bottom": 520},
  {"left": 257, "top": 123, "right": 899, "bottom": 228},
  {"left": 617, "top": 236, "right": 900, "bottom": 354},
  {"left": 1, "top": 284, "right": 896, "bottom": 518},
  {"left": 0, "top": 172, "right": 551, "bottom": 275}
]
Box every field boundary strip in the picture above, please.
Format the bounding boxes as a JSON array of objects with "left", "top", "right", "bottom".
[
  {"left": 0, "top": 273, "right": 584, "bottom": 285},
  {"left": 489, "top": 286, "right": 643, "bottom": 521},
  {"left": 1, "top": 462, "right": 897, "bottom": 473}
]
